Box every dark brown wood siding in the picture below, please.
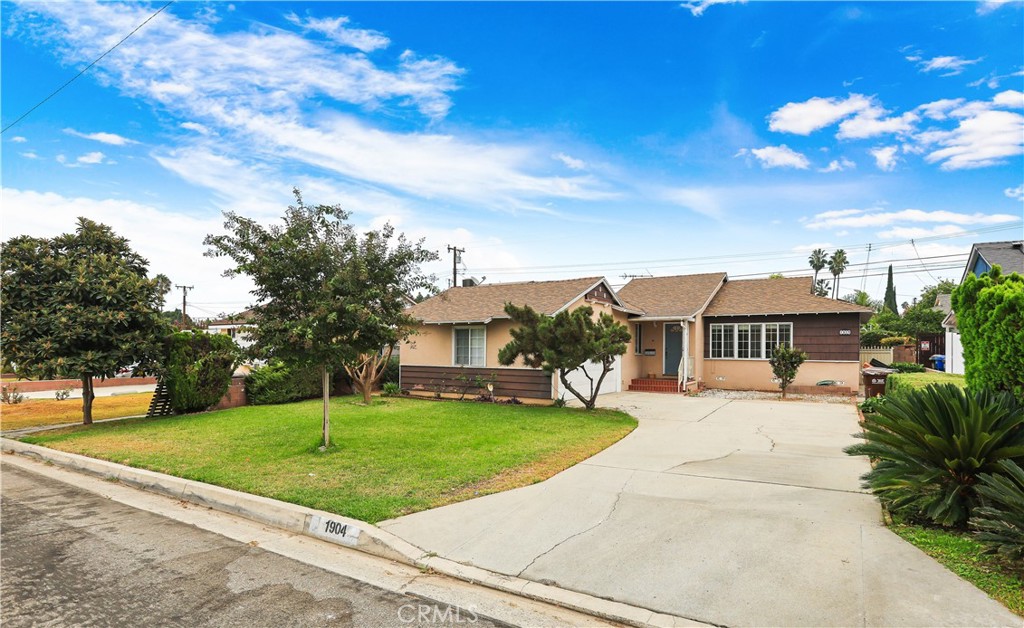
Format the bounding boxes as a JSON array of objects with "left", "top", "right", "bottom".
[
  {"left": 585, "top": 284, "right": 614, "bottom": 304},
  {"left": 399, "top": 365, "right": 553, "bottom": 399},
  {"left": 703, "top": 313, "right": 861, "bottom": 361}
]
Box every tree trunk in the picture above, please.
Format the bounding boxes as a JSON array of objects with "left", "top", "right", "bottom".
[
  {"left": 81, "top": 375, "right": 94, "bottom": 425},
  {"left": 559, "top": 370, "right": 595, "bottom": 410},
  {"left": 321, "top": 364, "right": 330, "bottom": 448}
]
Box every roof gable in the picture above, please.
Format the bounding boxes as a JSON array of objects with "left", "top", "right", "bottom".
[
  {"left": 704, "top": 277, "right": 874, "bottom": 318},
  {"left": 407, "top": 276, "right": 619, "bottom": 324},
  {"left": 962, "top": 240, "right": 1024, "bottom": 282},
  {"left": 617, "top": 272, "right": 727, "bottom": 318}
]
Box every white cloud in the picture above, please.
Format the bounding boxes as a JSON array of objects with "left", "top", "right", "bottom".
[
  {"left": 876, "top": 225, "right": 966, "bottom": 240},
  {"left": 285, "top": 13, "right": 390, "bottom": 53},
  {"left": 919, "top": 110, "right": 1024, "bottom": 170},
  {"left": 917, "top": 98, "right": 967, "bottom": 121},
  {"left": 76, "top": 151, "right": 106, "bottom": 165},
  {"left": 993, "top": 89, "right": 1024, "bottom": 109},
  {"left": 838, "top": 110, "right": 918, "bottom": 139},
  {"left": 818, "top": 158, "right": 856, "bottom": 173},
  {"left": 661, "top": 187, "right": 724, "bottom": 219},
  {"left": 0, "top": 187, "right": 254, "bottom": 312},
  {"left": 10, "top": 136, "right": 27, "bottom": 143},
  {"left": 8, "top": 1, "right": 615, "bottom": 213},
  {"left": 681, "top": 0, "right": 746, "bottom": 17},
  {"left": 180, "top": 122, "right": 210, "bottom": 134},
  {"left": 19, "top": 151, "right": 40, "bottom": 159},
  {"left": 805, "top": 207, "right": 1020, "bottom": 230},
  {"left": 977, "top": 0, "right": 1014, "bottom": 14},
  {"left": 915, "top": 55, "right": 983, "bottom": 77},
  {"left": 740, "top": 145, "right": 810, "bottom": 169},
  {"left": 64, "top": 128, "right": 137, "bottom": 145},
  {"left": 11, "top": 1, "right": 463, "bottom": 120},
  {"left": 1006, "top": 184, "right": 1024, "bottom": 201},
  {"left": 553, "top": 152, "right": 586, "bottom": 171},
  {"left": 871, "top": 146, "right": 899, "bottom": 171},
  {"left": 968, "top": 68, "right": 1024, "bottom": 89},
  {"left": 768, "top": 94, "right": 876, "bottom": 135}
]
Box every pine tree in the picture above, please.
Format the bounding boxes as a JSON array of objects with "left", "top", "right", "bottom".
[{"left": 884, "top": 265, "right": 899, "bottom": 314}]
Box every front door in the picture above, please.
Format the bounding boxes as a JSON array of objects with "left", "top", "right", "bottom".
[{"left": 664, "top": 323, "right": 683, "bottom": 376}]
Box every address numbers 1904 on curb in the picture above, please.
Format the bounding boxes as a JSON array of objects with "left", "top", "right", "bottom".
[{"left": 307, "top": 515, "right": 361, "bottom": 547}]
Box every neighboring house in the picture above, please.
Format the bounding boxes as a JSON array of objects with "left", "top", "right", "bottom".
[
  {"left": 207, "top": 309, "right": 256, "bottom": 350},
  {"left": 944, "top": 240, "right": 1024, "bottom": 375},
  {"left": 399, "top": 273, "right": 872, "bottom": 401}
]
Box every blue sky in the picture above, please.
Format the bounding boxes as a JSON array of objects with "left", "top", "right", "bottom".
[{"left": 2, "top": 0, "right": 1022, "bottom": 317}]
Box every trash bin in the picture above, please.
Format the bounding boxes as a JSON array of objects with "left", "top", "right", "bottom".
[
  {"left": 863, "top": 367, "right": 896, "bottom": 398},
  {"left": 930, "top": 354, "right": 946, "bottom": 372}
]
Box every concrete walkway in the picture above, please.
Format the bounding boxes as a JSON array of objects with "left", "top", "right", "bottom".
[{"left": 381, "top": 392, "right": 1020, "bottom": 627}]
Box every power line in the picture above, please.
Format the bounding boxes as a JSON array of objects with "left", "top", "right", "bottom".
[
  {"left": 1, "top": 1, "right": 175, "bottom": 134},
  {"left": 467, "top": 221, "right": 1020, "bottom": 275}
]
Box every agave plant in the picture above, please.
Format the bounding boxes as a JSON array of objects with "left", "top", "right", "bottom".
[
  {"left": 972, "top": 460, "right": 1024, "bottom": 561},
  {"left": 845, "top": 384, "right": 1024, "bottom": 527}
]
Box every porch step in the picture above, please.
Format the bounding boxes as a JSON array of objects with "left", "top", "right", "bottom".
[{"left": 628, "top": 379, "right": 685, "bottom": 393}]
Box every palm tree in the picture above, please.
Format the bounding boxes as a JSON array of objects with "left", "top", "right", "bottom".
[
  {"left": 808, "top": 248, "right": 827, "bottom": 294},
  {"left": 828, "top": 249, "right": 848, "bottom": 299}
]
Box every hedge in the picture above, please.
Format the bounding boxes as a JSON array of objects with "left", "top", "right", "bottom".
[
  {"left": 886, "top": 372, "right": 967, "bottom": 396},
  {"left": 245, "top": 361, "right": 324, "bottom": 405}
]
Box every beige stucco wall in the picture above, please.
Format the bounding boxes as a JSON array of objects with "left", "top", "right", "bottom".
[
  {"left": 399, "top": 322, "right": 528, "bottom": 368},
  {"left": 702, "top": 359, "right": 860, "bottom": 393}
]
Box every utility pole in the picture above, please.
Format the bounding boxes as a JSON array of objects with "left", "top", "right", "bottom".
[
  {"left": 446, "top": 245, "right": 464, "bottom": 288},
  {"left": 175, "top": 285, "right": 194, "bottom": 327}
]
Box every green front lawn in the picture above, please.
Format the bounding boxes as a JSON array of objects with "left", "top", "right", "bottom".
[
  {"left": 886, "top": 371, "right": 966, "bottom": 394},
  {"left": 890, "top": 517, "right": 1024, "bottom": 616},
  {"left": 22, "top": 396, "right": 636, "bottom": 523}
]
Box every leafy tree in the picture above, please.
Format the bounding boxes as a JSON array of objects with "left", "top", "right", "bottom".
[
  {"left": 841, "top": 290, "right": 881, "bottom": 311},
  {"left": 883, "top": 265, "right": 898, "bottom": 314},
  {"left": 0, "top": 218, "right": 167, "bottom": 424},
  {"left": 828, "top": 249, "right": 848, "bottom": 299},
  {"left": 808, "top": 248, "right": 828, "bottom": 294},
  {"left": 860, "top": 308, "right": 901, "bottom": 347},
  {"left": 768, "top": 344, "right": 807, "bottom": 398},
  {"left": 952, "top": 266, "right": 1024, "bottom": 400},
  {"left": 812, "top": 278, "right": 831, "bottom": 297},
  {"left": 498, "top": 303, "right": 630, "bottom": 410},
  {"left": 204, "top": 189, "right": 436, "bottom": 447},
  {"left": 164, "top": 331, "right": 238, "bottom": 414},
  {"left": 160, "top": 309, "right": 195, "bottom": 328},
  {"left": 768, "top": 272, "right": 785, "bottom": 279}
]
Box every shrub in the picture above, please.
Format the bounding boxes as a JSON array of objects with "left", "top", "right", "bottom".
[
  {"left": 245, "top": 361, "right": 323, "bottom": 405},
  {"left": 380, "top": 356, "right": 400, "bottom": 385},
  {"left": 952, "top": 267, "right": 1024, "bottom": 401},
  {"left": 880, "top": 336, "right": 914, "bottom": 347},
  {"left": 164, "top": 331, "right": 238, "bottom": 414},
  {"left": 1, "top": 385, "right": 24, "bottom": 405},
  {"left": 858, "top": 396, "right": 886, "bottom": 414},
  {"left": 845, "top": 384, "right": 1024, "bottom": 527},
  {"left": 972, "top": 460, "right": 1024, "bottom": 561},
  {"left": 553, "top": 396, "right": 568, "bottom": 408},
  {"left": 768, "top": 344, "right": 807, "bottom": 399},
  {"left": 381, "top": 382, "right": 401, "bottom": 397},
  {"left": 54, "top": 387, "right": 72, "bottom": 401},
  {"left": 891, "top": 362, "right": 925, "bottom": 373}
]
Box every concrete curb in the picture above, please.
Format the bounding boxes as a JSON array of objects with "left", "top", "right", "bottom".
[{"left": 1, "top": 438, "right": 706, "bottom": 627}]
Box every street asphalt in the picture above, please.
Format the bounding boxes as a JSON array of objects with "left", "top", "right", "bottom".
[
  {"left": 0, "top": 462, "right": 503, "bottom": 628},
  {"left": 381, "top": 392, "right": 1022, "bottom": 627}
]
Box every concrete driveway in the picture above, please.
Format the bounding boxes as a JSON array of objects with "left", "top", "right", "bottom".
[{"left": 381, "top": 393, "right": 1019, "bottom": 627}]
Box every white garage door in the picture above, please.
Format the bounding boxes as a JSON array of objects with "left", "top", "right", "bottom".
[{"left": 562, "top": 355, "right": 621, "bottom": 399}]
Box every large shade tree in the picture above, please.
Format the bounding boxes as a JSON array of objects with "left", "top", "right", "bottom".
[
  {"left": 204, "top": 189, "right": 436, "bottom": 447},
  {"left": 498, "top": 303, "right": 630, "bottom": 410},
  {"left": 0, "top": 218, "right": 167, "bottom": 423}
]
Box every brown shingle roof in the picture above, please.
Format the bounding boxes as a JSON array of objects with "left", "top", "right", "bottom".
[
  {"left": 704, "top": 277, "right": 874, "bottom": 318},
  {"left": 617, "top": 272, "right": 727, "bottom": 318},
  {"left": 207, "top": 309, "right": 256, "bottom": 326},
  {"left": 407, "top": 277, "right": 607, "bottom": 324}
]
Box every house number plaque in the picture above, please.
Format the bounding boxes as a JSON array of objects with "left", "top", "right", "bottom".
[{"left": 308, "top": 515, "right": 361, "bottom": 546}]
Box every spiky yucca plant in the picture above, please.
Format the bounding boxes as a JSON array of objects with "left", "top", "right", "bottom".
[
  {"left": 845, "top": 384, "right": 1024, "bottom": 527},
  {"left": 972, "top": 460, "right": 1024, "bottom": 561}
]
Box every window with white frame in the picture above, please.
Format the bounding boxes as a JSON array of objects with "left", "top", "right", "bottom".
[
  {"left": 634, "top": 323, "right": 643, "bottom": 354},
  {"left": 453, "top": 327, "right": 486, "bottom": 366},
  {"left": 710, "top": 322, "right": 792, "bottom": 359}
]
